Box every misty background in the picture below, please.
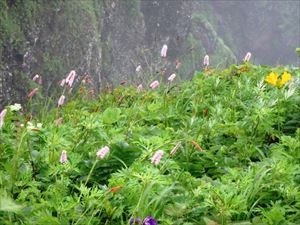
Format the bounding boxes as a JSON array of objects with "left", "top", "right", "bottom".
[{"left": 0, "top": 0, "right": 299, "bottom": 108}]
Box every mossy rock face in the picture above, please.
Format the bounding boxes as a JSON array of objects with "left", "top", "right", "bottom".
[
  {"left": 0, "top": 0, "right": 299, "bottom": 107},
  {"left": 0, "top": 0, "right": 103, "bottom": 105}
]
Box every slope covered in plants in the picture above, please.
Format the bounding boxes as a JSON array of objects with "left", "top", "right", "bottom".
[{"left": 1, "top": 63, "right": 300, "bottom": 224}]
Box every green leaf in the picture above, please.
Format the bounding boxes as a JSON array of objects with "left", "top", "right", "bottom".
[
  {"left": 102, "top": 107, "right": 122, "bottom": 124},
  {"left": 0, "top": 195, "right": 23, "bottom": 212}
]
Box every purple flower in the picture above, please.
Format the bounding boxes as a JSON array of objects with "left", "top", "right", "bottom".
[
  {"left": 142, "top": 216, "right": 157, "bottom": 225},
  {"left": 130, "top": 217, "right": 141, "bottom": 224}
]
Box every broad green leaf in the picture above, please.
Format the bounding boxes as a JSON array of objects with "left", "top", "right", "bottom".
[
  {"left": 102, "top": 107, "right": 122, "bottom": 124},
  {"left": 0, "top": 196, "right": 23, "bottom": 212}
]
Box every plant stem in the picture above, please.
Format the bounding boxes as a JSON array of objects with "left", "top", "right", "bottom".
[
  {"left": 10, "top": 130, "right": 27, "bottom": 193},
  {"left": 85, "top": 159, "right": 98, "bottom": 186}
]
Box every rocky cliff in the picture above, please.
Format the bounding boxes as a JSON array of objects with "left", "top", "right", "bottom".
[{"left": 0, "top": 0, "right": 299, "bottom": 107}]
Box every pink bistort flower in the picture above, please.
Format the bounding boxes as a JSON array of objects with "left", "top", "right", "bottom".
[
  {"left": 168, "top": 73, "right": 176, "bottom": 82},
  {"left": 66, "top": 70, "right": 76, "bottom": 87},
  {"left": 96, "top": 146, "right": 110, "bottom": 159},
  {"left": 203, "top": 55, "right": 209, "bottom": 67},
  {"left": 32, "top": 74, "right": 39, "bottom": 81},
  {"left": 161, "top": 44, "right": 168, "bottom": 58},
  {"left": 243, "top": 52, "right": 252, "bottom": 62},
  {"left": 150, "top": 80, "right": 160, "bottom": 89},
  {"left": 151, "top": 150, "right": 164, "bottom": 165},
  {"left": 0, "top": 109, "right": 7, "bottom": 129},
  {"left": 28, "top": 88, "right": 38, "bottom": 98},
  {"left": 60, "top": 150, "right": 68, "bottom": 164},
  {"left": 58, "top": 95, "right": 65, "bottom": 107}
]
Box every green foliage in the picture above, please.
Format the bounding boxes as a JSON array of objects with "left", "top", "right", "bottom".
[{"left": 0, "top": 63, "right": 300, "bottom": 224}]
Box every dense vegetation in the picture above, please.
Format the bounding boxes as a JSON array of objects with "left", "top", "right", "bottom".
[{"left": 1, "top": 62, "right": 300, "bottom": 224}]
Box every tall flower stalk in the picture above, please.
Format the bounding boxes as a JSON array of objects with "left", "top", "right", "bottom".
[{"left": 10, "top": 129, "right": 27, "bottom": 193}]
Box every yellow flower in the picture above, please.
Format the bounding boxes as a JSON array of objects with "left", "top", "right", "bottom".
[
  {"left": 278, "top": 71, "right": 292, "bottom": 87},
  {"left": 265, "top": 72, "right": 278, "bottom": 86}
]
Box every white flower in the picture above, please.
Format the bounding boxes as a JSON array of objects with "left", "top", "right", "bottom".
[
  {"left": 9, "top": 103, "right": 22, "bottom": 112},
  {"left": 136, "top": 65, "right": 142, "bottom": 72}
]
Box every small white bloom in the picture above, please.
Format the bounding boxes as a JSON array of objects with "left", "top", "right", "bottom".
[
  {"left": 9, "top": 103, "right": 22, "bottom": 112},
  {"left": 136, "top": 65, "right": 142, "bottom": 72}
]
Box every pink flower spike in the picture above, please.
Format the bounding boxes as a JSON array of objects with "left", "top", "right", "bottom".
[
  {"left": 168, "top": 73, "right": 176, "bottom": 82},
  {"left": 96, "top": 146, "right": 110, "bottom": 159},
  {"left": 60, "top": 79, "right": 66, "bottom": 87},
  {"left": 66, "top": 70, "right": 75, "bottom": 82},
  {"left": 28, "top": 88, "right": 38, "bottom": 98},
  {"left": 136, "top": 65, "right": 142, "bottom": 72},
  {"left": 58, "top": 95, "right": 65, "bottom": 107},
  {"left": 151, "top": 150, "right": 164, "bottom": 165},
  {"left": 170, "top": 143, "right": 181, "bottom": 156},
  {"left": 161, "top": 44, "right": 168, "bottom": 58},
  {"left": 137, "top": 84, "right": 143, "bottom": 93},
  {"left": 68, "top": 74, "right": 75, "bottom": 87},
  {"left": 32, "top": 74, "right": 39, "bottom": 81},
  {"left": 55, "top": 117, "right": 63, "bottom": 127},
  {"left": 60, "top": 150, "right": 68, "bottom": 164},
  {"left": 243, "top": 52, "right": 252, "bottom": 62},
  {"left": 203, "top": 55, "right": 209, "bottom": 67},
  {"left": 150, "top": 80, "right": 160, "bottom": 89},
  {"left": 66, "top": 70, "right": 76, "bottom": 87},
  {"left": 0, "top": 109, "right": 7, "bottom": 129}
]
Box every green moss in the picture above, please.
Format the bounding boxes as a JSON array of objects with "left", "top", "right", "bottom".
[
  {"left": 180, "top": 33, "right": 205, "bottom": 77},
  {"left": 196, "top": 14, "right": 236, "bottom": 66}
]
